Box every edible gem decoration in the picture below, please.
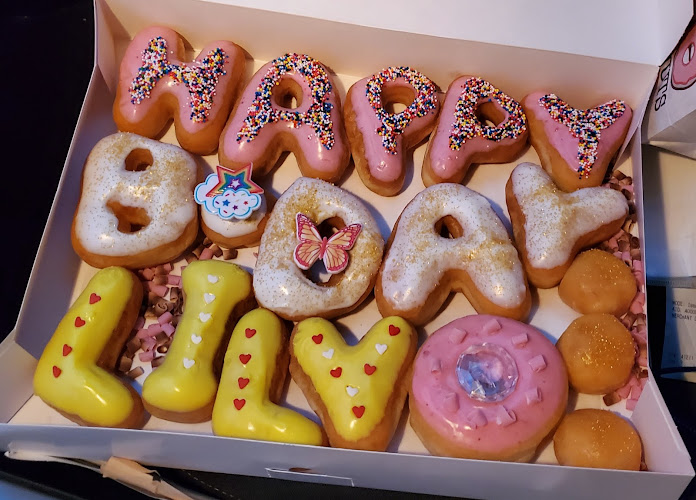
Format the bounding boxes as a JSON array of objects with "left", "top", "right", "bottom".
[
  {"left": 245, "top": 328, "right": 256, "bottom": 338},
  {"left": 52, "top": 366, "right": 62, "bottom": 378},
  {"left": 330, "top": 367, "right": 342, "bottom": 378},
  {"left": 238, "top": 377, "right": 250, "bottom": 389},
  {"left": 352, "top": 405, "right": 366, "bottom": 418},
  {"left": 195, "top": 164, "right": 264, "bottom": 221},
  {"left": 365, "top": 66, "right": 438, "bottom": 154},
  {"left": 456, "top": 343, "right": 518, "bottom": 402},
  {"left": 89, "top": 293, "right": 101, "bottom": 304},
  {"left": 239, "top": 354, "right": 251, "bottom": 364},
  {"left": 364, "top": 363, "right": 376, "bottom": 375},
  {"left": 129, "top": 37, "right": 228, "bottom": 123},
  {"left": 449, "top": 77, "right": 526, "bottom": 150},
  {"left": 74, "top": 317, "right": 85, "bottom": 328},
  {"left": 237, "top": 53, "right": 336, "bottom": 149},
  {"left": 62, "top": 344, "right": 72, "bottom": 357},
  {"left": 293, "top": 213, "right": 362, "bottom": 275},
  {"left": 538, "top": 94, "right": 626, "bottom": 179},
  {"left": 234, "top": 398, "right": 246, "bottom": 410}
]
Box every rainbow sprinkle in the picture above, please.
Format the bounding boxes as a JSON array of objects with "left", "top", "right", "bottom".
[
  {"left": 365, "top": 67, "right": 437, "bottom": 154},
  {"left": 129, "top": 37, "right": 228, "bottom": 123},
  {"left": 539, "top": 94, "right": 626, "bottom": 179},
  {"left": 449, "top": 78, "right": 526, "bottom": 150},
  {"left": 236, "top": 53, "right": 335, "bottom": 150}
]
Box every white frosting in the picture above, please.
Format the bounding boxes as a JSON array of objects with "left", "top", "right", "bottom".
[
  {"left": 380, "top": 183, "right": 527, "bottom": 311},
  {"left": 511, "top": 162, "right": 629, "bottom": 269},
  {"left": 201, "top": 196, "right": 267, "bottom": 238},
  {"left": 253, "top": 177, "right": 384, "bottom": 318},
  {"left": 74, "top": 133, "right": 197, "bottom": 256}
]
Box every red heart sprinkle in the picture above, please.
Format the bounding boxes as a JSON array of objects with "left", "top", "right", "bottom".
[
  {"left": 234, "top": 399, "right": 246, "bottom": 410},
  {"left": 389, "top": 325, "right": 400, "bottom": 336},
  {"left": 74, "top": 317, "right": 85, "bottom": 328},
  {"left": 238, "top": 377, "right": 250, "bottom": 389},
  {"left": 312, "top": 334, "right": 323, "bottom": 344},
  {"left": 62, "top": 344, "right": 72, "bottom": 357},
  {"left": 89, "top": 293, "right": 101, "bottom": 304},
  {"left": 245, "top": 328, "right": 256, "bottom": 338},
  {"left": 364, "top": 364, "right": 376, "bottom": 375},
  {"left": 352, "top": 406, "right": 365, "bottom": 418},
  {"left": 330, "top": 367, "right": 342, "bottom": 378},
  {"left": 52, "top": 366, "right": 62, "bottom": 378},
  {"left": 239, "top": 354, "right": 251, "bottom": 364}
]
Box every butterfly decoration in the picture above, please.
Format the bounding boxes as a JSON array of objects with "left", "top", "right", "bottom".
[{"left": 293, "top": 213, "right": 362, "bottom": 274}]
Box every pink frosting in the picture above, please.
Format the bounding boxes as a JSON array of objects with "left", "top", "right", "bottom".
[
  {"left": 220, "top": 54, "right": 348, "bottom": 176},
  {"left": 411, "top": 315, "right": 567, "bottom": 456},
  {"left": 523, "top": 91, "right": 632, "bottom": 177},
  {"left": 672, "top": 24, "right": 696, "bottom": 89},
  {"left": 349, "top": 69, "right": 439, "bottom": 184},
  {"left": 427, "top": 76, "right": 526, "bottom": 181},
  {"left": 116, "top": 26, "right": 242, "bottom": 135}
]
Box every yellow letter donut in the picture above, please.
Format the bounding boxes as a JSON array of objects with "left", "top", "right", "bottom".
[
  {"left": 212, "top": 308, "right": 326, "bottom": 445},
  {"left": 142, "top": 260, "right": 254, "bottom": 422},
  {"left": 33, "top": 267, "right": 144, "bottom": 428},
  {"left": 289, "top": 317, "right": 417, "bottom": 451}
]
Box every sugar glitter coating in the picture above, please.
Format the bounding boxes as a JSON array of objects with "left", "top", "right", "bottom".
[
  {"left": 538, "top": 94, "right": 625, "bottom": 179},
  {"left": 365, "top": 66, "right": 438, "bottom": 154},
  {"left": 129, "top": 37, "right": 229, "bottom": 123},
  {"left": 236, "top": 53, "right": 335, "bottom": 149},
  {"left": 449, "top": 78, "right": 526, "bottom": 150}
]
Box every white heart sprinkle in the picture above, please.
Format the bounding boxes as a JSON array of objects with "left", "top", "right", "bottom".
[
  {"left": 322, "top": 348, "right": 334, "bottom": 359},
  {"left": 375, "top": 343, "right": 388, "bottom": 355},
  {"left": 183, "top": 358, "right": 195, "bottom": 369},
  {"left": 204, "top": 293, "right": 215, "bottom": 304},
  {"left": 346, "top": 386, "right": 359, "bottom": 397},
  {"left": 191, "top": 334, "right": 202, "bottom": 344},
  {"left": 199, "top": 312, "right": 211, "bottom": 323},
  {"left": 207, "top": 275, "right": 219, "bottom": 284}
]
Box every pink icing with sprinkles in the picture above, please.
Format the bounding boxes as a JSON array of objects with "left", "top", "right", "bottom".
[
  {"left": 449, "top": 77, "right": 526, "bottom": 150},
  {"left": 236, "top": 53, "right": 335, "bottom": 149},
  {"left": 129, "top": 37, "right": 228, "bottom": 123},
  {"left": 538, "top": 94, "right": 626, "bottom": 179},
  {"left": 365, "top": 66, "right": 438, "bottom": 154}
]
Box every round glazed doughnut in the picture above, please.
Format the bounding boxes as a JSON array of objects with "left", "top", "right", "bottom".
[
  {"left": 344, "top": 66, "right": 440, "bottom": 196},
  {"left": 559, "top": 249, "right": 637, "bottom": 316},
  {"left": 72, "top": 133, "right": 198, "bottom": 269},
  {"left": 410, "top": 315, "right": 568, "bottom": 462},
  {"left": 556, "top": 314, "right": 635, "bottom": 395},
  {"left": 554, "top": 409, "right": 642, "bottom": 470},
  {"left": 113, "top": 26, "right": 246, "bottom": 155},
  {"left": 253, "top": 177, "right": 384, "bottom": 321},
  {"left": 422, "top": 76, "right": 528, "bottom": 186},
  {"left": 521, "top": 92, "right": 632, "bottom": 192},
  {"left": 376, "top": 183, "right": 531, "bottom": 325},
  {"left": 33, "top": 267, "right": 144, "bottom": 428},
  {"left": 219, "top": 53, "right": 349, "bottom": 182},
  {"left": 505, "top": 162, "right": 629, "bottom": 288}
]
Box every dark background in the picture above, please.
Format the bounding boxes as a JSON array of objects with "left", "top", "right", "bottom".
[{"left": 2, "top": 1, "right": 696, "bottom": 499}]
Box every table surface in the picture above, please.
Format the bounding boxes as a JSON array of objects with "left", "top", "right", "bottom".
[{"left": 2, "top": 2, "right": 696, "bottom": 499}]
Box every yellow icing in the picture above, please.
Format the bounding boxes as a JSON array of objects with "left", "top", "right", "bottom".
[
  {"left": 142, "top": 260, "right": 251, "bottom": 414},
  {"left": 292, "top": 316, "right": 415, "bottom": 441},
  {"left": 33, "top": 267, "right": 138, "bottom": 427},
  {"left": 212, "top": 308, "right": 324, "bottom": 445}
]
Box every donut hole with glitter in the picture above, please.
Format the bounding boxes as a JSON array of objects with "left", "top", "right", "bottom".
[
  {"left": 106, "top": 200, "right": 151, "bottom": 234},
  {"left": 434, "top": 215, "right": 464, "bottom": 240}
]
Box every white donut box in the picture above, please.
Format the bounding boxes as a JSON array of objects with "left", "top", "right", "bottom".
[{"left": 1, "top": 0, "right": 694, "bottom": 498}]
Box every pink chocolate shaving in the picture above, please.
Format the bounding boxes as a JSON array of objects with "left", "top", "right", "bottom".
[
  {"left": 448, "top": 328, "right": 467, "bottom": 344},
  {"left": 525, "top": 387, "right": 542, "bottom": 405},
  {"left": 161, "top": 322, "right": 176, "bottom": 336},
  {"left": 167, "top": 275, "right": 182, "bottom": 286},
  {"left": 511, "top": 333, "right": 528, "bottom": 348},
  {"left": 200, "top": 247, "right": 214, "bottom": 260},
  {"left": 442, "top": 393, "right": 459, "bottom": 413},
  {"left": 482, "top": 318, "right": 502, "bottom": 335},
  {"left": 139, "top": 349, "right": 156, "bottom": 362},
  {"left": 495, "top": 406, "right": 516, "bottom": 427},
  {"left": 158, "top": 312, "right": 173, "bottom": 325},
  {"left": 528, "top": 354, "right": 547, "bottom": 372},
  {"left": 466, "top": 409, "right": 487, "bottom": 429}
]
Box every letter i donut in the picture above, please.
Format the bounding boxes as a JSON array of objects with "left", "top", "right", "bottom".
[
  {"left": 33, "top": 267, "right": 144, "bottom": 428},
  {"left": 142, "top": 260, "right": 254, "bottom": 422},
  {"left": 212, "top": 308, "right": 326, "bottom": 445}
]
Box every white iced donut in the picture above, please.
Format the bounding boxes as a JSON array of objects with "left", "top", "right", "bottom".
[
  {"left": 72, "top": 132, "right": 198, "bottom": 269},
  {"left": 253, "top": 177, "right": 384, "bottom": 321},
  {"left": 376, "top": 183, "right": 530, "bottom": 325}
]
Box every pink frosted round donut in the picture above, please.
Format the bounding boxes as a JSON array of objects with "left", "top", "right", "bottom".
[{"left": 410, "top": 315, "right": 568, "bottom": 462}]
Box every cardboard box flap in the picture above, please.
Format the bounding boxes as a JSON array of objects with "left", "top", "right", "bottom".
[{"left": 199, "top": 0, "right": 691, "bottom": 67}]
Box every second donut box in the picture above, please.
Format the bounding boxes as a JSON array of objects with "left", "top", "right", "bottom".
[{"left": 0, "top": 0, "right": 693, "bottom": 499}]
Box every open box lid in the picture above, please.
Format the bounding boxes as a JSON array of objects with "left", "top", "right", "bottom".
[{"left": 201, "top": 0, "right": 692, "bottom": 66}]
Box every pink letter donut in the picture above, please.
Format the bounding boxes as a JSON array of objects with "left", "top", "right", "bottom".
[
  {"left": 345, "top": 66, "right": 440, "bottom": 196},
  {"left": 422, "top": 76, "right": 527, "bottom": 186},
  {"left": 410, "top": 315, "right": 568, "bottom": 462},
  {"left": 219, "top": 53, "right": 350, "bottom": 183},
  {"left": 113, "top": 26, "right": 246, "bottom": 155},
  {"left": 672, "top": 23, "right": 696, "bottom": 90}
]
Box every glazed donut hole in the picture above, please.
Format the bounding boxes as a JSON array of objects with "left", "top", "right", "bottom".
[
  {"left": 474, "top": 100, "right": 506, "bottom": 128},
  {"left": 106, "top": 200, "right": 151, "bottom": 234},
  {"left": 272, "top": 76, "right": 304, "bottom": 110},
  {"left": 124, "top": 147, "right": 154, "bottom": 172},
  {"left": 433, "top": 215, "right": 464, "bottom": 239},
  {"left": 380, "top": 81, "right": 416, "bottom": 114}
]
